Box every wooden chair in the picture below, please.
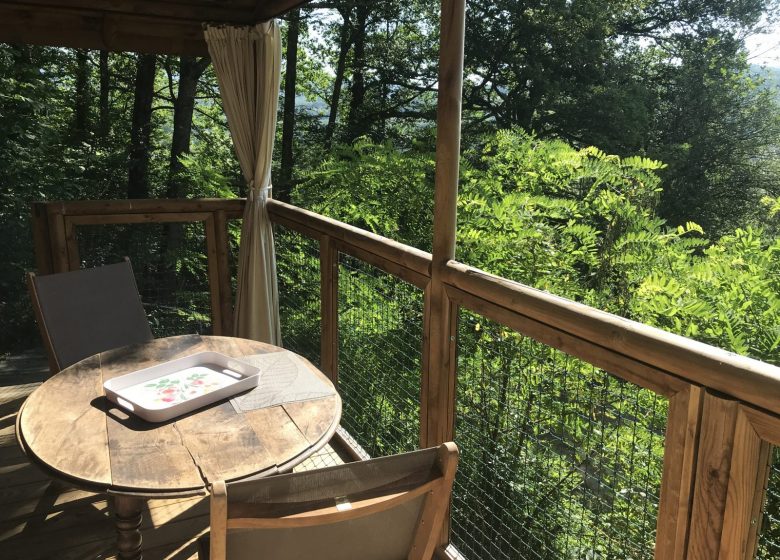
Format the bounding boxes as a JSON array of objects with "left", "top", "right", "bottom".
[
  {"left": 200, "top": 442, "right": 459, "bottom": 560},
  {"left": 28, "top": 259, "right": 153, "bottom": 374}
]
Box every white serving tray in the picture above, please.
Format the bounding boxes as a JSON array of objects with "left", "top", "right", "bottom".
[{"left": 103, "top": 351, "right": 261, "bottom": 422}]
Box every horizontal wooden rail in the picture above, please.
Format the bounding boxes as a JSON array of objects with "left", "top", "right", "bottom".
[
  {"left": 267, "top": 199, "right": 432, "bottom": 287},
  {"left": 443, "top": 260, "right": 780, "bottom": 418},
  {"left": 32, "top": 199, "right": 237, "bottom": 335},
  {"left": 40, "top": 198, "right": 246, "bottom": 218}
]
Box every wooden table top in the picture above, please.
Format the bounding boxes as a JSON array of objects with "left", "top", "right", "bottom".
[{"left": 17, "top": 335, "right": 341, "bottom": 497}]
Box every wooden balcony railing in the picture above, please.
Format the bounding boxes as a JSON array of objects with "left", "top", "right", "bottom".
[{"left": 31, "top": 197, "right": 780, "bottom": 559}]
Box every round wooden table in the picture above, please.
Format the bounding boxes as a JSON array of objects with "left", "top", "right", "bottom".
[{"left": 16, "top": 335, "right": 341, "bottom": 560}]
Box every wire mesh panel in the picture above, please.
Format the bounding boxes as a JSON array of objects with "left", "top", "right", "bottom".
[
  {"left": 337, "top": 254, "right": 422, "bottom": 457},
  {"left": 274, "top": 226, "right": 321, "bottom": 366},
  {"left": 76, "top": 222, "right": 212, "bottom": 337},
  {"left": 453, "top": 310, "right": 668, "bottom": 560},
  {"left": 756, "top": 448, "right": 780, "bottom": 558}
]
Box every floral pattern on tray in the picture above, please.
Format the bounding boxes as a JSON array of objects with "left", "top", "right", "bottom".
[{"left": 120, "top": 366, "right": 236, "bottom": 409}]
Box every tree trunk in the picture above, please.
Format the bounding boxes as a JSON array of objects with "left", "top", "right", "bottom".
[
  {"left": 165, "top": 56, "right": 209, "bottom": 198},
  {"left": 278, "top": 9, "right": 300, "bottom": 201},
  {"left": 98, "top": 50, "right": 110, "bottom": 138},
  {"left": 160, "top": 56, "right": 210, "bottom": 302},
  {"left": 127, "top": 54, "right": 157, "bottom": 199},
  {"left": 324, "top": 10, "right": 352, "bottom": 150},
  {"left": 73, "top": 49, "right": 90, "bottom": 138},
  {"left": 346, "top": 2, "right": 368, "bottom": 142}
]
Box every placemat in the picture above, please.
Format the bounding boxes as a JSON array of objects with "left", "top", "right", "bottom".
[{"left": 230, "top": 351, "right": 336, "bottom": 413}]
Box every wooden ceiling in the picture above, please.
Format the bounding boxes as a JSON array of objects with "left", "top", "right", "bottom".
[{"left": 0, "top": 0, "right": 308, "bottom": 55}]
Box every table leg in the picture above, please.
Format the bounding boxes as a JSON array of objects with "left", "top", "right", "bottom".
[{"left": 114, "top": 495, "right": 143, "bottom": 560}]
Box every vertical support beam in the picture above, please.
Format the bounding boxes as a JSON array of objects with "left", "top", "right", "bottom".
[
  {"left": 320, "top": 235, "right": 339, "bottom": 384},
  {"left": 423, "top": 0, "right": 465, "bottom": 448},
  {"left": 214, "top": 210, "right": 234, "bottom": 336},
  {"left": 687, "top": 391, "right": 740, "bottom": 559},
  {"left": 655, "top": 385, "right": 703, "bottom": 559},
  {"left": 718, "top": 407, "right": 772, "bottom": 559},
  {"left": 64, "top": 217, "right": 80, "bottom": 271},
  {"left": 46, "top": 202, "right": 70, "bottom": 273},
  {"left": 31, "top": 202, "right": 54, "bottom": 275},
  {"left": 744, "top": 441, "right": 772, "bottom": 560},
  {"left": 205, "top": 215, "right": 224, "bottom": 336},
  {"left": 424, "top": 0, "right": 465, "bottom": 551},
  {"left": 420, "top": 283, "right": 431, "bottom": 447}
]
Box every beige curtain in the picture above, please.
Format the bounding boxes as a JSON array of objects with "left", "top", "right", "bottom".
[{"left": 204, "top": 22, "right": 282, "bottom": 344}]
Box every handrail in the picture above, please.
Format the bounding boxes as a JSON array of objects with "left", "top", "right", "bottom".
[
  {"left": 442, "top": 260, "right": 780, "bottom": 416},
  {"left": 38, "top": 198, "right": 245, "bottom": 217},
  {"left": 274, "top": 200, "right": 780, "bottom": 417},
  {"left": 267, "top": 199, "right": 432, "bottom": 282}
]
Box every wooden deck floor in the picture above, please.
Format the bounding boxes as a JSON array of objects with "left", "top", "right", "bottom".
[{"left": 0, "top": 350, "right": 348, "bottom": 560}]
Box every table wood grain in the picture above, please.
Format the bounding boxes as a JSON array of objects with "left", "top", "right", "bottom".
[{"left": 17, "top": 335, "right": 342, "bottom": 497}]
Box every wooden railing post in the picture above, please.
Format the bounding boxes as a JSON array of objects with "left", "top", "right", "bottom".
[
  {"left": 31, "top": 202, "right": 54, "bottom": 275},
  {"left": 213, "top": 209, "right": 234, "bottom": 336},
  {"left": 45, "top": 202, "right": 70, "bottom": 273},
  {"left": 687, "top": 391, "right": 741, "bottom": 559},
  {"left": 424, "top": 0, "right": 465, "bottom": 553},
  {"left": 423, "top": 0, "right": 466, "bottom": 449},
  {"left": 204, "top": 214, "right": 224, "bottom": 336},
  {"left": 320, "top": 235, "right": 339, "bottom": 384},
  {"left": 655, "top": 385, "right": 704, "bottom": 559},
  {"left": 686, "top": 399, "right": 778, "bottom": 560}
]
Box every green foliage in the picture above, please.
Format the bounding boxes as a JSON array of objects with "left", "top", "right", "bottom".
[
  {"left": 634, "top": 227, "right": 780, "bottom": 364},
  {"left": 455, "top": 313, "right": 667, "bottom": 559},
  {"left": 337, "top": 257, "right": 422, "bottom": 456},
  {"left": 292, "top": 137, "right": 435, "bottom": 250},
  {"left": 288, "top": 128, "right": 780, "bottom": 558},
  {"left": 459, "top": 130, "right": 687, "bottom": 315},
  {"left": 0, "top": 46, "right": 242, "bottom": 351},
  {"left": 655, "top": 37, "right": 780, "bottom": 237}
]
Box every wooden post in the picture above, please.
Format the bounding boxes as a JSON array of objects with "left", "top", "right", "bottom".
[
  {"left": 31, "top": 202, "right": 54, "bottom": 275},
  {"left": 320, "top": 235, "right": 339, "bottom": 383},
  {"left": 423, "top": 0, "right": 465, "bottom": 551},
  {"left": 46, "top": 202, "right": 70, "bottom": 273},
  {"left": 744, "top": 441, "right": 773, "bottom": 560},
  {"left": 686, "top": 391, "right": 740, "bottom": 559},
  {"left": 214, "top": 210, "right": 234, "bottom": 336},
  {"left": 718, "top": 407, "right": 772, "bottom": 559},
  {"left": 422, "top": 0, "right": 465, "bottom": 448},
  {"left": 64, "top": 218, "right": 80, "bottom": 271},
  {"left": 655, "top": 385, "right": 703, "bottom": 559},
  {"left": 205, "top": 215, "right": 224, "bottom": 336}
]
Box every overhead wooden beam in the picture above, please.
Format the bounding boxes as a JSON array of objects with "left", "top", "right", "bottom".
[
  {"left": 254, "top": 0, "right": 310, "bottom": 21},
  {"left": 0, "top": 5, "right": 209, "bottom": 55},
  {"left": 3, "top": 0, "right": 257, "bottom": 24},
  {"left": 0, "top": 0, "right": 312, "bottom": 55}
]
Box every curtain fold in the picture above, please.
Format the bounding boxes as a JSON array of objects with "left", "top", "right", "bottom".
[{"left": 204, "top": 21, "right": 282, "bottom": 344}]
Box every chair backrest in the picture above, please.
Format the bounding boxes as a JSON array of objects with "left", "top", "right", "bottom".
[
  {"left": 28, "top": 260, "right": 153, "bottom": 374},
  {"left": 207, "top": 442, "right": 459, "bottom": 560}
]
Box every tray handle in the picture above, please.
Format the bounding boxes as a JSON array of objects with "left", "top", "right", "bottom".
[{"left": 113, "top": 394, "right": 136, "bottom": 413}]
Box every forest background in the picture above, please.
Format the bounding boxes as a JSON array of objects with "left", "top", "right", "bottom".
[{"left": 1, "top": 0, "right": 780, "bottom": 558}]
